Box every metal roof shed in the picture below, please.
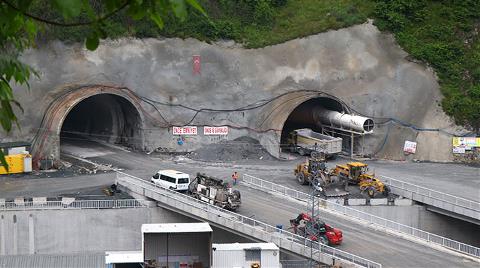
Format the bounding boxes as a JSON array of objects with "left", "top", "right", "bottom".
[
  {"left": 212, "top": 243, "right": 280, "bottom": 268},
  {"left": 142, "top": 223, "right": 212, "bottom": 268},
  {"left": 105, "top": 251, "right": 143, "bottom": 268},
  {"left": 0, "top": 253, "right": 105, "bottom": 268}
]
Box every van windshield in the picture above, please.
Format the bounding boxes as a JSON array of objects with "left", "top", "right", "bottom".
[{"left": 178, "top": 178, "right": 189, "bottom": 184}]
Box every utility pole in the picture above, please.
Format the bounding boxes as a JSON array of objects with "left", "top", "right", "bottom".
[{"left": 310, "top": 182, "right": 317, "bottom": 268}]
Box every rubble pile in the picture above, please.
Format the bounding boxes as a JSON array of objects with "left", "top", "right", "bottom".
[{"left": 188, "top": 136, "right": 275, "bottom": 162}]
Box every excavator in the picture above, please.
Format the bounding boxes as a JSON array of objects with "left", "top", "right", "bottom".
[{"left": 289, "top": 213, "right": 343, "bottom": 245}]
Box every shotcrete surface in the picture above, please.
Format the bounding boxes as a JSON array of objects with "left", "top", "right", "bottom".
[{"left": 5, "top": 21, "right": 464, "bottom": 161}]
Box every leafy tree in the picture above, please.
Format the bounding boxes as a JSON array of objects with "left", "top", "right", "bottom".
[
  {"left": 374, "top": 0, "right": 480, "bottom": 134},
  {"left": 0, "top": 0, "right": 205, "bottom": 169}
]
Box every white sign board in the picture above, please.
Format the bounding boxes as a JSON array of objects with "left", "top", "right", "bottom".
[
  {"left": 403, "top": 140, "right": 417, "bottom": 154},
  {"left": 204, "top": 126, "right": 229, "bottom": 135},
  {"left": 452, "top": 147, "right": 466, "bottom": 154},
  {"left": 172, "top": 126, "right": 197, "bottom": 135}
]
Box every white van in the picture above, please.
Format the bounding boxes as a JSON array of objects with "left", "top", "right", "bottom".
[{"left": 151, "top": 170, "right": 190, "bottom": 192}]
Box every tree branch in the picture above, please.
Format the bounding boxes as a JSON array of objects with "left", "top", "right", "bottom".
[{"left": 1, "top": 0, "right": 130, "bottom": 27}]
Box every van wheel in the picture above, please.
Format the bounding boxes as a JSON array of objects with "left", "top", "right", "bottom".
[
  {"left": 298, "top": 148, "right": 306, "bottom": 156},
  {"left": 310, "top": 151, "right": 319, "bottom": 158}
]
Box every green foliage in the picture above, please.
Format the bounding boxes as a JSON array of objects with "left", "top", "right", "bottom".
[
  {"left": 374, "top": 0, "right": 480, "bottom": 133},
  {"left": 31, "top": 0, "right": 373, "bottom": 48}
]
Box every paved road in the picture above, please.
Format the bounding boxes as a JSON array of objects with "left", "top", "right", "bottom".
[
  {"left": 60, "top": 137, "right": 480, "bottom": 201},
  {"left": 52, "top": 139, "right": 480, "bottom": 267},
  {"left": 237, "top": 185, "right": 477, "bottom": 268},
  {"left": 1, "top": 139, "right": 477, "bottom": 267}
]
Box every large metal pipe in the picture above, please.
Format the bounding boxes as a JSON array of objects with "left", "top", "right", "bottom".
[{"left": 313, "top": 107, "right": 374, "bottom": 133}]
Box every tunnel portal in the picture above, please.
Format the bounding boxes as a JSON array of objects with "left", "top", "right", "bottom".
[
  {"left": 280, "top": 97, "right": 346, "bottom": 147},
  {"left": 60, "top": 94, "right": 142, "bottom": 150}
]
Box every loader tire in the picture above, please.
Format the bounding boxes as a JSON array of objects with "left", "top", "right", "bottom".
[
  {"left": 383, "top": 186, "right": 391, "bottom": 197},
  {"left": 319, "top": 236, "right": 329, "bottom": 246},
  {"left": 367, "top": 187, "right": 375, "bottom": 198},
  {"left": 297, "top": 173, "right": 307, "bottom": 185}
]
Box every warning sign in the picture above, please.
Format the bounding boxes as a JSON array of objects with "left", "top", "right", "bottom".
[
  {"left": 403, "top": 141, "right": 417, "bottom": 154},
  {"left": 173, "top": 126, "right": 197, "bottom": 135},
  {"left": 204, "top": 126, "right": 229, "bottom": 135}
]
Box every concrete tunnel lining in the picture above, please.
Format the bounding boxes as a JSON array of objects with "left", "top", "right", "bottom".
[
  {"left": 256, "top": 92, "right": 352, "bottom": 157},
  {"left": 32, "top": 85, "right": 146, "bottom": 167},
  {"left": 60, "top": 94, "right": 142, "bottom": 146}
]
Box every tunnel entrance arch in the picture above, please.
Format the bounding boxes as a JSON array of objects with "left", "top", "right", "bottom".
[
  {"left": 60, "top": 94, "right": 142, "bottom": 149},
  {"left": 280, "top": 97, "right": 347, "bottom": 147},
  {"left": 32, "top": 85, "right": 145, "bottom": 169},
  {"left": 256, "top": 91, "right": 372, "bottom": 158}
]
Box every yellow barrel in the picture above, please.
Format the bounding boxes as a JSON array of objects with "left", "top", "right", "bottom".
[{"left": 0, "top": 154, "right": 27, "bottom": 174}]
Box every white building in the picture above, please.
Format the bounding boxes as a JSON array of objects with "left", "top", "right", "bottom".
[{"left": 212, "top": 243, "right": 280, "bottom": 268}]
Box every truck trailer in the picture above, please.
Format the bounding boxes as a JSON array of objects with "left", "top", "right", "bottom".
[{"left": 287, "top": 128, "right": 342, "bottom": 158}]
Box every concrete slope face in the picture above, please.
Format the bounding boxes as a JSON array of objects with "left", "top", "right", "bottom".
[{"left": 6, "top": 21, "right": 458, "bottom": 163}]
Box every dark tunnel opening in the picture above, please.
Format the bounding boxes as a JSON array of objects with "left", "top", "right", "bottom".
[
  {"left": 60, "top": 94, "right": 142, "bottom": 150},
  {"left": 280, "top": 97, "right": 345, "bottom": 148}
]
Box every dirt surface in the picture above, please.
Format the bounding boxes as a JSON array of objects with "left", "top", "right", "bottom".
[{"left": 187, "top": 136, "right": 275, "bottom": 162}]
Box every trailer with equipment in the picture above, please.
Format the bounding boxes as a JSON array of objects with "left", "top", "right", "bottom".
[{"left": 188, "top": 173, "right": 241, "bottom": 211}]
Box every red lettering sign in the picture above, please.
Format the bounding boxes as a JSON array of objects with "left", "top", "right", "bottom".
[
  {"left": 204, "top": 126, "right": 229, "bottom": 135},
  {"left": 173, "top": 126, "right": 198, "bottom": 135}
]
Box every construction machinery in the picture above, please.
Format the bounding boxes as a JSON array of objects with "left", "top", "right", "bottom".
[
  {"left": 290, "top": 213, "right": 342, "bottom": 245},
  {"left": 188, "top": 173, "right": 241, "bottom": 211},
  {"left": 294, "top": 158, "right": 348, "bottom": 197},
  {"left": 330, "top": 162, "right": 390, "bottom": 198},
  {"left": 294, "top": 157, "right": 330, "bottom": 187},
  {"left": 287, "top": 128, "right": 342, "bottom": 158}
]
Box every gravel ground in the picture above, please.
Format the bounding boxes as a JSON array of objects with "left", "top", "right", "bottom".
[{"left": 188, "top": 136, "right": 275, "bottom": 162}]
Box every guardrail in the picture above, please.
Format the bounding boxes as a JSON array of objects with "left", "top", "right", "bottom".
[
  {"left": 280, "top": 260, "right": 329, "bottom": 268},
  {"left": 0, "top": 199, "right": 146, "bottom": 211},
  {"left": 381, "top": 175, "right": 480, "bottom": 214},
  {"left": 242, "top": 174, "right": 480, "bottom": 258},
  {"left": 116, "top": 171, "right": 382, "bottom": 268}
]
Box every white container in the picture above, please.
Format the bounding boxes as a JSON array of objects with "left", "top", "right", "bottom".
[
  {"left": 23, "top": 155, "right": 32, "bottom": 172},
  {"left": 212, "top": 243, "right": 280, "bottom": 268}
]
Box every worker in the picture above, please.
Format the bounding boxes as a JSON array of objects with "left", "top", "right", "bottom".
[{"left": 232, "top": 171, "right": 239, "bottom": 185}]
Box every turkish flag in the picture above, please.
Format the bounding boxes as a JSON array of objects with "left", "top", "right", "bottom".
[{"left": 193, "top": 55, "right": 201, "bottom": 75}]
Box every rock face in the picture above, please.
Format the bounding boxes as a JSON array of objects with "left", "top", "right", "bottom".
[{"left": 4, "top": 21, "right": 460, "bottom": 163}]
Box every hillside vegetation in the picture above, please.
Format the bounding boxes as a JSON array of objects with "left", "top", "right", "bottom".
[{"left": 31, "top": 0, "right": 480, "bottom": 133}]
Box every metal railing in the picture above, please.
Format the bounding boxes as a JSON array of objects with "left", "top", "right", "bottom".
[
  {"left": 242, "top": 174, "right": 480, "bottom": 258},
  {"left": 0, "top": 199, "right": 146, "bottom": 211},
  {"left": 280, "top": 260, "right": 329, "bottom": 268},
  {"left": 380, "top": 175, "right": 480, "bottom": 212},
  {"left": 116, "top": 171, "right": 382, "bottom": 268}
]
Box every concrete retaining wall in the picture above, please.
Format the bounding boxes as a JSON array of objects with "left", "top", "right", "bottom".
[
  {"left": 354, "top": 205, "right": 480, "bottom": 247},
  {"left": 0, "top": 208, "right": 192, "bottom": 255},
  {"left": 0, "top": 207, "right": 256, "bottom": 256}
]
